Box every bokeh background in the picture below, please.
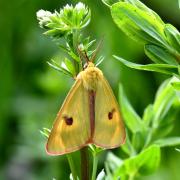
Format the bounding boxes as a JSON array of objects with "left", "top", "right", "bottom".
[{"left": 0, "top": 0, "right": 180, "bottom": 179}]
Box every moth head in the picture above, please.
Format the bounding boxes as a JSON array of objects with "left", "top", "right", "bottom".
[
  {"left": 86, "top": 62, "right": 95, "bottom": 68},
  {"left": 83, "top": 60, "right": 95, "bottom": 70},
  {"left": 79, "top": 64, "right": 103, "bottom": 90}
]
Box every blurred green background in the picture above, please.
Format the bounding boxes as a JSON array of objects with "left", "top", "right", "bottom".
[{"left": 0, "top": 0, "right": 180, "bottom": 179}]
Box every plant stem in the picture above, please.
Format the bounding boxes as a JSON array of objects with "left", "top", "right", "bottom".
[
  {"left": 91, "top": 154, "right": 99, "bottom": 180},
  {"left": 80, "top": 147, "right": 90, "bottom": 180},
  {"left": 66, "top": 154, "right": 78, "bottom": 180}
]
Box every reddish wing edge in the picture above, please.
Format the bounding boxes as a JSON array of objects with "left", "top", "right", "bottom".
[
  {"left": 93, "top": 132, "right": 126, "bottom": 150},
  {"left": 46, "top": 143, "right": 88, "bottom": 156},
  {"left": 46, "top": 133, "right": 126, "bottom": 156}
]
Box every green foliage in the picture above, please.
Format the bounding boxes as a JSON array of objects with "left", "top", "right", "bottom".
[
  {"left": 105, "top": 77, "right": 180, "bottom": 179},
  {"left": 104, "top": 0, "right": 180, "bottom": 77},
  {"left": 1, "top": 0, "right": 180, "bottom": 179},
  {"left": 35, "top": 1, "right": 180, "bottom": 180},
  {"left": 111, "top": 145, "right": 160, "bottom": 179}
]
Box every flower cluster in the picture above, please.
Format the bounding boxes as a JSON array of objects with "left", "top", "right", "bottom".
[{"left": 36, "top": 2, "right": 91, "bottom": 38}]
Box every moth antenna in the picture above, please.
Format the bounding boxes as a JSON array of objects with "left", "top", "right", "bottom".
[
  {"left": 77, "top": 47, "right": 89, "bottom": 62},
  {"left": 77, "top": 46, "right": 90, "bottom": 69},
  {"left": 84, "top": 51, "right": 90, "bottom": 62},
  {"left": 90, "top": 38, "right": 104, "bottom": 63}
]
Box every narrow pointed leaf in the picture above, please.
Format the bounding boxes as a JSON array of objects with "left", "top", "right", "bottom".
[
  {"left": 95, "top": 56, "right": 105, "bottom": 66},
  {"left": 64, "top": 58, "right": 76, "bottom": 76},
  {"left": 121, "top": 132, "right": 136, "bottom": 155},
  {"left": 102, "top": 0, "right": 117, "bottom": 7},
  {"left": 164, "top": 24, "right": 180, "bottom": 54},
  {"left": 153, "top": 77, "right": 178, "bottom": 127},
  {"left": 142, "top": 104, "right": 154, "bottom": 126},
  {"left": 114, "top": 55, "right": 178, "bottom": 75},
  {"left": 47, "top": 60, "right": 73, "bottom": 77},
  {"left": 96, "top": 169, "right": 105, "bottom": 180},
  {"left": 145, "top": 44, "right": 178, "bottom": 65},
  {"left": 154, "top": 137, "right": 180, "bottom": 147}
]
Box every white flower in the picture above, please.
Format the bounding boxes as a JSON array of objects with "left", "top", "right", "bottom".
[
  {"left": 75, "top": 2, "right": 85, "bottom": 10},
  {"left": 64, "top": 4, "right": 73, "bottom": 10},
  {"left": 36, "top": 10, "right": 52, "bottom": 19},
  {"left": 36, "top": 9, "right": 53, "bottom": 28}
]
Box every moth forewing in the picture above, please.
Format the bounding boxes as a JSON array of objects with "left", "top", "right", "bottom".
[
  {"left": 46, "top": 79, "right": 91, "bottom": 155},
  {"left": 93, "top": 77, "right": 126, "bottom": 148}
]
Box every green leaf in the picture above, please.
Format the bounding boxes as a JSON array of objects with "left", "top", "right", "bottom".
[
  {"left": 102, "top": 0, "right": 118, "bottom": 7},
  {"left": 122, "top": 0, "right": 164, "bottom": 25},
  {"left": 43, "top": 29, "right": 67, "bottom": 38},
  {"left": 105, "top": 162, "right": 113, "bottom": 180},
  {"left": 121, "top": 131, "right": 136, "bottom": 156},
  {"left": 119, "top": 84, "right": 146, "bottom": 133},
  {"left": 68, "top": 50, "right": 80, "bottom": 62},
  {"left": 154, "top": 137, "right": 180, "bottom": 147},
  {"left": 67, "top": 154, "right": 79, "bottom": 180},
  {"left": 111, "top": 2, "right": 166, "bottom": 46},
  {"left": 64, "top": 58, "right": 76, "bottom": 76},
  {"left": 164, "top": 24, "right": 180, "bottom": 54},
  {"left": 145, "top": 44, "right": 178, "bottom": 65},
  {"left": 88, "top": 144, "right": 104, "bottom": 156},
  {"left": 82, "top": 37, "right": 96, "bottom": 50},
  {"left": 114, "top": 55, "right": 179, "bottom": 75},
  {"left": 132, "top": 132, "right": 145, "bottom": 152},
  {"left": 113, "top": 145, "right": 161, "bottom": 178},
  {"left": 95, "top": 56, "right": 105, "bottom": 67},
  {"left": 47, "top": 60, "right": 73, "bottom": 77},
  {"left": 153, "top": 77, "right": 178, "bottom": 128},
  {"left": 106, "top": 152, "right": 123, "bottom": 170},
  {"left": 154, "top": 106, "right": 177, "bottom": 138},
  {"left": 40, "top": 127, "right": 50, "bottom": 138},
  {"left": 96, "top": 169, "right": 105, "bottom": 180},
  {"left": 171, "top": 81, "right": 180, "bottom": 90},
  {"left": 142, "top": 104, "right": 154, "bottom": 126}
]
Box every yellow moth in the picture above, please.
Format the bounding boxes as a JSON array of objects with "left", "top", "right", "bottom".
[{"left": 46, "top": 61, "right": 126, "bottom": 155}]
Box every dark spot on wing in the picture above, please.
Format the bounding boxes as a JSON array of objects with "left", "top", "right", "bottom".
[
  {"left": 63, "top": 116, "right": 73, "bottom": 125},
  {"left": 108, "top": 108, "right": 116, "bottom": 120}
]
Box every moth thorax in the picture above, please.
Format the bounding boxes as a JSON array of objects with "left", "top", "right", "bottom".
[{"left": 79, "top": 66, "right": 103, "bottom": 90}]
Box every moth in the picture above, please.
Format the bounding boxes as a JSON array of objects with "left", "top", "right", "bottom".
[{"left": 46, "top": 55, "right": 126, "bottom": 155}]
